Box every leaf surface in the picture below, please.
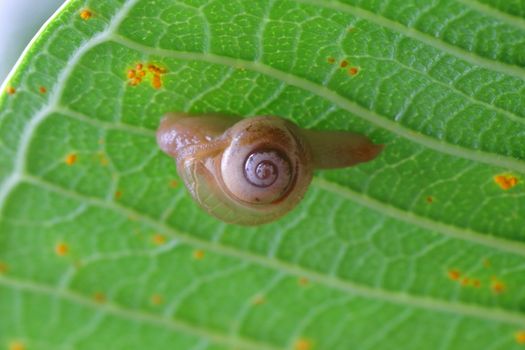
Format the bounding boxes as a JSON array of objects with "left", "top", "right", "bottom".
[{"left": 1, "top": 0, "right": 525, "bottom": 349}]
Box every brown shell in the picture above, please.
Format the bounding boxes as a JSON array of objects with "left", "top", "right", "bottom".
[{"left": 157, "top": 113, "right": 382, "bottom": 225}]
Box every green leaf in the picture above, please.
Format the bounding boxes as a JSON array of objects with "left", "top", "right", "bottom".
[{"left": 1, "top": 0, "right": 525, "bottom": 349}]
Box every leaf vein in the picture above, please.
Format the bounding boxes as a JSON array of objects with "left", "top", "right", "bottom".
[
  {"left": 18, "top": 174, "right": 525, "bottom": 327},
  {"left": 109, "top": 34, "right": 525, "bottom": 174}
]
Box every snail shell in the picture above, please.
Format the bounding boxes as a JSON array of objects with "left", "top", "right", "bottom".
[{"left": 157, "top": 113, "right": 382, "bottom": 225}]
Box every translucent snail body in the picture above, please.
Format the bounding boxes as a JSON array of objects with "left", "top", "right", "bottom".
[{"left": 157, "top": 113, "right": 382, "bottom": 225}]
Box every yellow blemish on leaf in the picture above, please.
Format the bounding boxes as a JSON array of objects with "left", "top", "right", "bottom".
[
  {"left": 251, "top": 294, "right": 266, "bottom": 305},
  {"left": 129, "top": 77, "right": 142, "bottom": 86},
  {"left": 9, "top": 341, "right": 25, "bottom": 350},
  {"left": 6, "top": 86, "right": 16, "bottom": 95},
  {"left": 80, "top": 9, "right": 92, "bottom": 20},
  {"left": 447, "top": 269, "right": 460, "bottom": 280},
  {"left": 294, "top": 338, "right": 313, "bottom": 350},
  {"left": 126, "top": 62, "right": 167, "bottom": 89},
  {"left": 460, "top": 277, "right": 470, "bottom": 286},
  {"left": 150, "top": 294, "right": 164, "bottom": 306},
  {"left": 348, "top": 67, "right": 359, "bottom": 76},
  {"left": 491, "top": 279, "right": 506, "bottom": 294},
  {"left": 55, "top": 242, "right": 69, "bottom": 256},
  {"left": 494, "top": 174, "right": 518, "bottom": 190},
  {"left": 298, "top": 277, "right": 309, "bottom": 286},
  {"left": 149, "top": 64, "right": 167, "bottom": 89},
  {"left": 93, "top": 292, "right": 106, "bottom": 303},
  {"left": 152, "top": 234, "right": 166, "bottom": 245},
  {"left": 515, "top": 331, "right": 525, "bottom": 344},
  {"left": 127, "top": 63, "right": 144, "bottom": 86},
  {"left": 97, "top": 152, "right": 109, "bottom": 166},
  {"left": 193, "top": 250, "right": 205, "bottom": 260},
  {"left": 152, "top": 74, "right": 162, "bottom": 89},
  {"left": 0, "top": 262, "right": 8, "bottom": 274},
  {"left": 65, "top": 153, "right": 77, "bottom": 166},
  {"left": 327, "top": 57, "right": 335, "bottom": 64}
]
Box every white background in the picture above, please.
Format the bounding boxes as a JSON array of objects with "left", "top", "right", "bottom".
[{"left": 0, "top": 0, "right": 65, "bottom": 83}]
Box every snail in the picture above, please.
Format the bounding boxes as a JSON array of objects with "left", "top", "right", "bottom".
[{"left": 157, "top": 113, "right": 383, "bottom": 225}]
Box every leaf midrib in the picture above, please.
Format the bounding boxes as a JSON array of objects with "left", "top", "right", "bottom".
[{"left": 110, "top": 34, "right": 525, "bottom": 174}]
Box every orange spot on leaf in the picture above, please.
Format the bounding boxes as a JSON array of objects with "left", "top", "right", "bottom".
[
  {"left": 55, "top": 242, "right": 69, "bottom": 256},
  {"left": 93, "top": 292, "right": 106, "bottom": 303},
  {"left": 494, "top": 174, "right": 518, "bottom": 190},
  {"left": 148, "top": 64, "right": 167, "bottom": 74},
  {"left": 6, "top": 86, "right": 16, "bottom": 95},
  {"left": 152, "top": 74, "right": 162, "bottom": 89},
  {"left": 327, "top": 57, "right": 336, "bottom": 64},
  {"left": 152, "top": 234, "right": 166, "bottom": 245},
  {"left": 150, "top": 294, "right": 164, "bottom": 306},
  {"left": 472, "top": 279, "right": 481, "bottom": 288},
  {"left": 80, "top": 9, "right": 92, "bottom": 20},
  {"left": 448, "top": 269, "right": 461, "bottom": 281},
  {"left": 169, "top": 180, "right": 179, "bottom": 188},
  {"left": 129, "top": 77, "right": 142, "bottom": 86},
  {"left": 339, "top": 60, "right": 349, "bottom": 68},
  {"left": 127, "top": 62, "right": 166, "bottom": 88},
  {"left": 0, "top": 262, "right": 8, "bottom": 274},
  {"left": 298, "top": 277, "right": 309, "bottom": 286},
  {"left": 460, "top": 277, "right": 470, "bottom": 286},
  {"left": 9, "top": 341, "right": 25, "bottom": 350},
  {"left": 515, "top": 331, "right": 525, "bottom": 344},
  {"left": 114, "top": 191, "right": 123, "bottom": 200},
  {"left": 426, "top": 196, "right": 434, "bottom": 203},
  {"left": 252, "top": 294, "right": 266, "bottom": 305},
  {"left": 348, "top": 67, "right": 359, "bottom": 75},
  {"left": 39, "top": 86, "right": 47, "bottom": 94},
  {"left": 193, "top": 250, "right": 205, "bottom": 260},
  {"left": 491, "top": 280, "right": 506, "bottom": 294},
  {"left": 294, "top": 338, "right": 313, "bottom": 350},
  {"left": 65, "top": 153, "right": 77, "bottom": 166}
]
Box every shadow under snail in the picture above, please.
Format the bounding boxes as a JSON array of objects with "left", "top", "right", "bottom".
[{"left": 157, "top": 113, "right": 383, "bottom": 226}]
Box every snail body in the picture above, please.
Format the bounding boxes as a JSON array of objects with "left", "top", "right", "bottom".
[{"left": 157, "top": 113, "right": 382, "bottom": 225}]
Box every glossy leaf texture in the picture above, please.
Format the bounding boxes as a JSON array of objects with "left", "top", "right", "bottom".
[{"left": 1, "top": 0, "right": 525, "bottom": 349}]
